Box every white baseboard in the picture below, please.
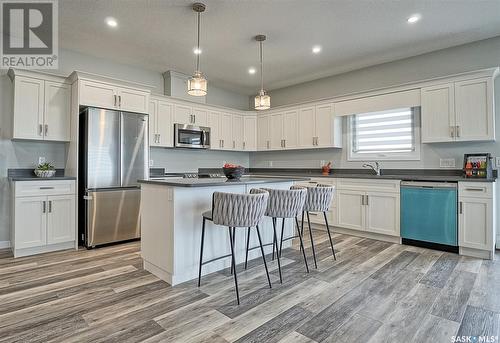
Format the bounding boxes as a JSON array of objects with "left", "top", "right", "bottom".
[{"left": 0, "top": 241, "right": 11, "bottom": 249}]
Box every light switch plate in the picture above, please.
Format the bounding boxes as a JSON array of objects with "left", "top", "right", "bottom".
[
  {"left": 496, "top": 157, "right": 500, "bottom": 168},
  {"left": 439, "top": 158, "right": 456, "bottom": 168},
  {"left": 38, "top": 157, "right": 46, "bottom": 164},
  {"left": 149, "top": 159, "right": 154, "bottom": 167}
]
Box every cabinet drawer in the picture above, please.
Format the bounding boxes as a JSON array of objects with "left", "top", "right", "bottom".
[
  {"left": 14, "top": 180, "right": 76, "bottom": 197},
  {"left": 458, "top": 182, "right": 493, "bottom": 198},
  {"left": 338, "top": 178, "right": 400, "bottom": 193}
]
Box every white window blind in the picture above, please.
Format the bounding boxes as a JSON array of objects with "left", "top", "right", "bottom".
[{"left": 351, "top": 107, "right": 416, "bottom": 155}]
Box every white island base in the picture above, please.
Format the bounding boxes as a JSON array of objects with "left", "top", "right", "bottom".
[{"left": 140, "top": 180, "right": 296, "bottom": 286}]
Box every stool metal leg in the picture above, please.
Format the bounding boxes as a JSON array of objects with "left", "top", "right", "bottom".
[
  {"left": 300, "top": 212, "right": 305, "bottom": 252},
  {"left": 272, "top": 218, "right": 283, "bottom": 283},
  {"left": 306, "top": 211, "right": 318, "bottom": 269},
  {"left": 256, "top": 225, "right": 272, "bottom": 289},
  {"left": 272, "top": 217, "right": 277, "bottom": 261},
  {"left": 323, "top": 212, "right": 337, "bottom": 260},
  {"left": 228, "top": 227, "right": 240, "bottom": 305},
  {"left": 279, "top": 218, "right": 285, "bottom": 258},
  {"left": 244, "top": 227, "right": 251, "bottom": 269},
  {"left": 295, "top": 217, "right": 309, "bottom": 273},
  {"left": 197, "top": 217, "right": 206, "bottom": 287},
  {"left": 230, "top": 228, "right": 236, "bottom": 275}
]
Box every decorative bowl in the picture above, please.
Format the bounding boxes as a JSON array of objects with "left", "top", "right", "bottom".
[
  {"left": 222, "top": 167, "right": 245, "bottom": 180},
  {"left": 34, "top": 169, "right": 56, "bottom": 178}
]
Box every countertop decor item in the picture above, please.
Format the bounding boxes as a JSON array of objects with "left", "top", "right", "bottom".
[
  {"left": 463, "top": 153, "right": 493, "bottom": 178},
  {"left": 34, "top": 162, "right": 56, "bottom": 178},
  {"left": 222, "top": 163, "right": 245, "bottom": 180},
  {"left": 321, "top": 162, "right": 332, "bottom": 175}
]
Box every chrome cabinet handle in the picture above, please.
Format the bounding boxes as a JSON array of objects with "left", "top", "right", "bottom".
[
  {"left": 365, "top": 195, "right": 369, "bottom": 205},
  {"left": 39, "top": 186, "right": 54, "bottom": 190},
  {"left": 243, "top": 141, "right": 246, "bottom": 149},
  {"left": 316, "top": 137, "right": 319, "bottom": 146},
  {"left": 450, "top": 126, "right": 455, "bottom": 138},
  {"left": 39, "top": 124, "right": 43, "bottom": 136},
  {"left": 284, "top": 139, "right": 286, "bottom": 148},
  {"left": 456, "top": 126, "right": 460, "bottom": 138},
  {"left": 267, "top": 140, "right": 270, "bottom": 149},
  {"left": 233, "top": 141, "right": 235, "bottom": 149},
  {"left": 48, "top": 201, "right": 52, "bottom": 213},
  {"left": 361, "top": 195, "right": 365, "bottom": 205},
  {"left": 157, "top": 134, "right": 161, "bottom": 143},
  {"left": 44, "top": 124, "right": 48, "bottom": 136},
  {"left": 113, "top": 94, "right": 117, "bottom": 107},
  {"left": 42, "top": 201, "right": 46, "bottom": 213},
  {"left": 118, "top": 95, "right": 122, "bottom": 107},
  {"left": 222, "top": 140, "right": 224, "bottom": 148},
  {"left": 464, "top": 188, "right": 484, "bottom": 192},
  {"left": 459, "top": 201, "right": 463, "bottom": 214}
]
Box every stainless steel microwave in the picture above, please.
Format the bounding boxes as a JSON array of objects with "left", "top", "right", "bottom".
[{"left": 174, "top": 124, "right": 210, "bottom": 149}]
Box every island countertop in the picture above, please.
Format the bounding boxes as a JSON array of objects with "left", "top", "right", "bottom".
[{"left": 138, "top": 176, "right": 309, "bottom": 187}]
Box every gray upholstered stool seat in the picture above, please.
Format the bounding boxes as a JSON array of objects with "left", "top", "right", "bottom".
[
  {"left": 244, "top": 187, "right": 309, "bottom": 283},
  {"left": 294, "top": 184, "right": 336, "bottom": 268},
  {"left": 198, "top": 189, "right": 270, "bottom": 305}
]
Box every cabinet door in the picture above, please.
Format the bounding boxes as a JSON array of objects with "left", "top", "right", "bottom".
[
  {"left": 157, "top": 101, "right": 173, "bottom": 147},
  {"left": 421, "top": 83, "right": 455, "bottom": 143},
  {"left": 455, "top": 78, "right": 494, "bottom": 141},
  {"left": 14, "top": 196, "right": 47, "bottom": 249},
  {"left": 336, "top": 190, "right": 365, "bottom": 231},
  {"left": 149, "top": 100, "right": 159, "bottom": 147},
  {"left": 79, "top": 80, "right": 117, "bottom": 109},
  {"left": 298, "top": 107, "right": 315, "bottom": 148},
  {"left": 257, "top": 115, "right": 270, "bottom": 150},
  {"left": 315, "top": 104, "right": 333, "bottom": 147},
  {"left": 174, "top": 104, "right": 193, "bottom": 125},
  {"left": 117, "top": 88, "right": 149, "bottom": 114},
  {"left": 13, "top": 76, "right": 44, "bottom": 139},
  {"left": 270, "top": 113, "right": 284, "bottom": 149},
  {"left": 243, "top": 116, "right": 257, "bottom": 151},
  {"left": 232, "top": 115, "right": 244, "bottom": 150},
  {"left": 192, "top": 108, "right": 208, "bottom": 126},
  {"left": 220, "top": 113, "right": 233, "bottom": 150},
  {"left": 47, "top": 195, "right": 76, "bottom": 244},
  {"left": 44, "top": 81, "right": 71, "bottom": 141},
  {"left": 283, "top": 110, "right": 298, "bottom": 149},
  {"left": 207, "top": 111, "right": 221, "bottom": 150},
  {"left": 459, "top": 197, "right": 493, "bottom": 251},
  {"left": 365, "top": 192, "right": 400, "bottom": 236}
]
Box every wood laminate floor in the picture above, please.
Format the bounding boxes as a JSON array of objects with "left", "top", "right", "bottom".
[{"left": 0, "top": 231, "right": 498, "bottom": 343}]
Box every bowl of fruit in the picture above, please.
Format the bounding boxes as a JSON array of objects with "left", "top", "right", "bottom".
[{"left": 222, "top": 163, "right": 245, "bottom": 180}]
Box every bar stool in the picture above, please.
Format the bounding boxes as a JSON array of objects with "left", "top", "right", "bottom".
[
  {"left": 198, "top": 189, "right": 269, "bottom": 305},
  {"left": 245, "top": 187, "right": 309, "bottom": 283},
  {"left": 298, "top": 184, "right": 336, "bottom": 269}
]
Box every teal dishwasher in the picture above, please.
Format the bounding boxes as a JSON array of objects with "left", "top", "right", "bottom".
[{"left": 400, "top": 181, "right": 458, "bottom": 252}]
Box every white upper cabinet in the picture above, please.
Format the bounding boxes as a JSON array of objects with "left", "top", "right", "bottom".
[
  {"left": 174, "top": 104, "right": 193, "bottom": 125},
  {"left": 207, "top": 111, "right": 221, "bottom": 150},
  {"left": 454, "top": 78, "right": 494, "bottom": 141},
  {"left": 283, "top": 110, "right": 299, "bottom": 149},
  {"left": 298, "top": 106, "right": 316, "bottom": 148},
  {"left": 11, "top": 72, "right": 71, "bottom": 142},
  {"left": 44, "top": 81, "right": 71, "bottom": 141},
  {"left": 150, "top": 99, "right": 174, "bottom": 148},
  {"left": 315, "top": 103, "right": 341, "bottom": 148},
  {"left": 232, "top": 114, "right": 244, "bottom": 150},
  {"left": 149, "top": 100, "right": 159, "bottom": 147},
  {"left": 257, "top": 115, "right": 271, "bottom": 150},
  {"left": 270, "top": 113, "right": 284, "bottom": 149},
  {"left": 421, "top": 76, "right": 495, "bottom": 143},
  {"left": 116, "top": 87, "right": 149, "bottom": 114},
  {"left": 243, "top": 116, "right": 257, "bottom": 151},
  {"left": 220, "top": 113, "right": 233, "bottom": 150},
  {"left": 192, "top": 108, "right": 208, "bottom": 126}
]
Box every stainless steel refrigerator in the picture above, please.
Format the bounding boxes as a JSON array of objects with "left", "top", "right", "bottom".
[{"left": 79, "top": 107, "right": 148, "bottom": 248}]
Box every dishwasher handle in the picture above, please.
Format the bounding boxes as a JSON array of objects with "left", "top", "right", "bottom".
[{"left": 400, "top": 181, "right": 457, "bottom": 189}]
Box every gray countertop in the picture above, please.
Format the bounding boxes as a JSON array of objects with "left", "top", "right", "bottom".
[
  {"left": 10, "top": 176, "right": 77, "bottom": 181},
  {"left": 138, "top": 176, "right": 309, "bottom": 187}
]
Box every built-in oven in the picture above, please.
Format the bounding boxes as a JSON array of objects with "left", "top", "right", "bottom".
[{"left": 174, "top": 124, "right": 210, "bottom": 149}]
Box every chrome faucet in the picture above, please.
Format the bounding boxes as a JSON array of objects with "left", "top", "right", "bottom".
[{"left": 363, "top": 162, "right": 381, "bottom": 176}]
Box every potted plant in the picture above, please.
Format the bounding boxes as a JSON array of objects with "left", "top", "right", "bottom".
[{"left": 34, "top": 162, "right": 56, "bottom": 178}]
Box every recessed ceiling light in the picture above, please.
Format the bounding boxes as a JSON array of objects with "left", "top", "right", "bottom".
[
  {"left": 407, "top": 14, "right": 421, "bottom": 24},
  {"left": 193, "top": 47, "right": 202, "bottom": 55},
  {"left": 312, "top": 45, "right": 322, "bottom": 54},
  {"left": 105, "top": 17, "right": 118, "bottom": 28},
  {"left": 248, "top": 67, "right": 256, "bottom": 75}
]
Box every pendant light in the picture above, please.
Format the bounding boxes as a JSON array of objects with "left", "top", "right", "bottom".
[
  {"left": 254, "top": 34, "right": 270, "bottom": 110},
  {"left": 187, "top": 3, "right": 207, "bottom": 96}
]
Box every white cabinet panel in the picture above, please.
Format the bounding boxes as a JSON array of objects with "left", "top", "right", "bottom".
[
  {"left": 79, "top": 80, "right": 117, "bottom": 109},
  {"left": 44, "top": 81, "right": 71, "bottom": 141},
  {"left": 13, "top": 76, "right": 44, "bottom": 139},
  {"left": 257, "top": 115, "right": 270, "bottom": 150},
  {"left": 47, "top": 195, "right": 76, "bottom": 244},
  {"left": 421, "top": 83, "right": 455, "bottom": 143},
  {"left": 14, "top": 196, "right": 47, "bottom": 249},
  {"left": 207, "top": 111, "right": 221, "bottom": 150},
  {"left": 459, "top": 197, "right": 493, "bottom": 251},
  {"left": 315, "top": 104, "right": 333, "bottom": 148},
  {"left": 270, "top": 113, "right": 284, "bottom": 149},
  {"left": 455, "top": 78, "right": 494, "bottom": 141},
  {"left": 220, "top": 113, "right": 233, "bottom": 150},
  {"left": 337, "top": 190, "right": 365, "bottom": 231},
  {"left": 232, "top": 115, "right": 244, "bottom": 150},
  {"left": 298, "top": 107, "right": 315, "bottom": 148},
  {"left": 149, "top": 100, "right": 159, "bottom": 147},
  {"left": 193, "top": 108, "right": 208, "bottom": 126},
  {"left": 174, "top": 104, "right": 193, "bottom": 125},
  {"left": 283, "top": 110, "right": 298, "bottom": 149},
  {"left": 157, "top": 101, "right": 173, "bottom": 147},
  {"left": 117, "top": 87, "right": 149, "bottom": 114},
  {"left": 365, "top": 192, "right": 400, "bottom": 236},
  {"left": 243, "top": 116, "right": 257, "bottom": 151}
]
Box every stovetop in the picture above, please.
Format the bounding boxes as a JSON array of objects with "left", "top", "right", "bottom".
[{"left": 183, "top": 173, "right": 224, "bottom": 179}]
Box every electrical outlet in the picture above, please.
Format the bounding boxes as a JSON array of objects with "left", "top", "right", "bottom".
[
  {"left": 439, "top": 158, "right": 456, "bottom": 168},
  {"left": 496, "top": 157, "right": 500, "bottom": 168},
  {"left": 149, "top": 159, "right": 154, "bottom": 167},
  {"left": 38, "top": 157, "right": 46, "bottom": 164}
]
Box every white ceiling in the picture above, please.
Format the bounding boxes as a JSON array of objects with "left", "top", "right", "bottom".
[{"left": 59, "top": 0, "right": 500, "bottom": 95}]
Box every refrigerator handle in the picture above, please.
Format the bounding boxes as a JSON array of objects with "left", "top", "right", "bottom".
[{"left": 119, "top": 112, "right": 123, "bottom": 187}]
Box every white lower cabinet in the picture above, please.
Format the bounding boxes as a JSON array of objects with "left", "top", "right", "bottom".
[
  {"left": 365, "top": 192, "right": 400, "bottom": 236},
  {"left": 11, "top": 180, "right": 76, "bottom": 257},
  {"left": 458, "top": 182, "right": 495, "bottom": 257},
  {"left": 337, "top": 190, "right": 365, "bottom": 230}
]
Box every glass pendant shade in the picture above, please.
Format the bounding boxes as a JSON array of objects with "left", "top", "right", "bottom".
[
  {"left": 254, "top": 90, "right": 270, "bottom": 110},
  {"left": 187, "top": 71, "right": 207, "bottom": 96}
]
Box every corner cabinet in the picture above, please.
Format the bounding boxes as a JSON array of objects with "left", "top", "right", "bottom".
[
  {"left": 421, "top": 77, "right": 495, "bottom": 143},
  {"left": 11, "top": 180, "right": 77, "bottom": 258},
  {"left": 149, "top": 98, "right": 173, "bottom": 147},
  {"left": 458, "top": 182, "right": 496, "bottom": 259},
  {"left": 9, "top": 70, "right": 71, "bottom": 141}
]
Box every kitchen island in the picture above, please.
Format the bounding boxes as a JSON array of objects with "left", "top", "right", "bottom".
[{"left": 138, "top": 177, "right": 307, "bottom": 285}]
